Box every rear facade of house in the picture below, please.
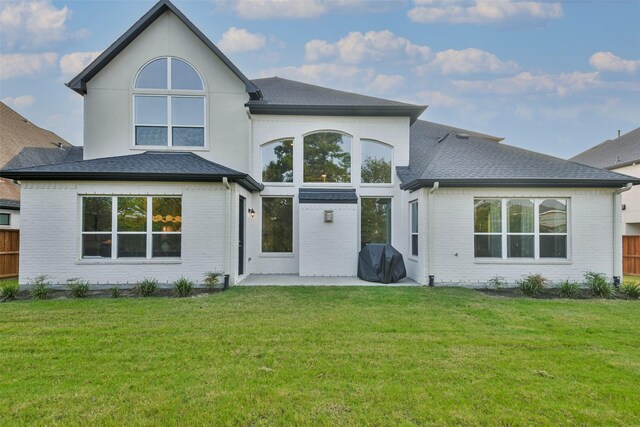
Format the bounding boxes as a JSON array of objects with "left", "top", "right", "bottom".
[{"left": 2, "top": 0, "right": 637, "bottom": 287}]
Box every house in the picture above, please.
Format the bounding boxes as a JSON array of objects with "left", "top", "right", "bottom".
[
  {"left": 1, "top": 0, "right": 638, "bottom": 287},
  {"left": 0, "top": 102, "right": 75, "bottom": 229},
  {"left": 571, "top": 128, "right": 640, "bottom": 235}
]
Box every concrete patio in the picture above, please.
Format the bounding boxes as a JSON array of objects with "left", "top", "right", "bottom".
[{"left": 237, "top": 274, "right": 419, "bottom": 286}]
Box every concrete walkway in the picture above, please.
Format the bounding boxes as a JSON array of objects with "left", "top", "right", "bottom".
[{"left": 238, "top": 274, "right": 419, "bottom": 286}]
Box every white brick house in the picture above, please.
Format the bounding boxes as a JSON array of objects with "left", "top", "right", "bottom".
[{"left": 2, "top": 0, "right": 638, "bottom": 286}]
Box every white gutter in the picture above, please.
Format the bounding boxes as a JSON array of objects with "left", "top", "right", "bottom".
[
  {"left": 613, "top": 183, "right": 633, "bottom": 283},
  {"left": 426, "top": 181, "right": 439, "bottom": 285},
  {"left": 223, "top": 177, "right": 232, "bottom": 278}
]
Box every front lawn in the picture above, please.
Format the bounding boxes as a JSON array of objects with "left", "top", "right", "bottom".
[{"left": 1, "top": 287, "right": 639, "bottom": 425}]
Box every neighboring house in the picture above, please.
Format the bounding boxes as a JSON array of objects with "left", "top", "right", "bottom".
[
  {"left": 0, "top": 102, "right": 75, "bottom": 229},
  {"left": 571, "top": 128, "right": 640, "bottom": 235},
  {"left": 1, "top": 0, "right": 637, "bottom": 286}
]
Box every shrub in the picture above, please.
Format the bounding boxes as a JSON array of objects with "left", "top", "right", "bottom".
[
  {"left": 110, "top": 286, "right": 122, "bottom": 298},
  {"left": 585, "top": 272, "right": 615, "bottom": 298},
  {"left": 67, "top": 278, "right": 90, "bottom": 298},
  {"left": 30, "top": 275, "right": 51, "bottom": 300},
  {"left": 558, "top": 280, "right": 581, "bottom": 298},
  {"left": 621, "top": 282, "right": 640, "bottom": 299},
  {"left": 486, "top": 276, "right": 506, "bottom": 290},
  {"left": 133, "top": 278, "right": 158, "bottom": 297},
  {"left": 517, "top": 274, "right": 549, "bottom": 297},
  {"left": 0, "top": 281, "right": 19, "bottom": 301},
  {"left": 203, "top": 271, "right": 224, "bottom": 289},
  {"left": 173, "top": 276, "right": 194, "bottom": 297}
]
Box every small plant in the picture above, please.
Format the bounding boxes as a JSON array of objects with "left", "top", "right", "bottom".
[
  {"left": 558, "top": 280, "right": 581, "bottom": 298},
  {"left": 585, "top": 272, "right": 614, "bottom": 298},
  {"left": 620, "top": 281, "right": 640, "bottom": 299},
  {"left": 133, "top": 278, "right": 158, "bottom": 297},
  {"left": 0, "top": 281, "right": 19, "bottom": 301},
  {"left": 67, "top": 278, "right": 90, "bottom": 298},
  {"left": 173, "top": 276, "right": 194, "bottom": 297},
  {"left": 203, "top": 270, "right": 224, "bottom": 289},
  {"left": 486, "top": 276, "right": 506, "bottom": 290},
  {"left": 517, "top": 273, "right": 549, "bottom": 297},
  {"left": 110, "top": 286, "right": 122, "bottom": 298},
  {"left": 29, "top": 275, "right": 51, "bottom": 300}
]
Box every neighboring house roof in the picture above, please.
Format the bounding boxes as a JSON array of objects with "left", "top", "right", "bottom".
[
  {"left": 299, "top": 188, "right": 358, "bottom": 204},
  {"left": 248, "top": 77, "right": 427, "bottom": 124},
  {"left": 66, "top": 0, "right": 261, "bottom": 100},
  {"left": 570, "top": 127, "right": 640, "bottom": 170},
  {"left": 4, "top": 146, "right": 84, "bottom": 170},
  {"left": 0, "top": 199, "right": 20, "bottom": 211},
  {"left": 0, "top": 151, "right": 264, "bottom": 192},
  {"left": 397, "top": 120, "right": 640, "bottom": 190}
]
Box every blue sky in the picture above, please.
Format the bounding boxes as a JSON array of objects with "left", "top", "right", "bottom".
[{"left": 1, "top": 0, "right": 639, "bottom": 158}]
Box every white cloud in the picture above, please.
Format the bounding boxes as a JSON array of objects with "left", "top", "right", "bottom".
[
  {"left": 453, "top": 71, "right": 601, "bottom": 96},
  {"left": 217, "top": 27, "right": 267, "bottom": 53},
  {"left": 0, "top": 52, "right": 58, "bottom": 80},
  {"left": 59, "top": 51, "right": 102, "bottom": 76},
  {"left": 408, "top": 0, "right": 563, "bottom": 25},
  {"left": 589, "top": 51, "right": 640, "bottom": 74},
  {"left": 0, "top": 0, "right": 70, "bottom": 48},
  {"left": 306, "top": 30, "right": 431, "bottom": 64},
  {"left": 223, "top": 0, "right": 327, "bottom": 19},
  {"left": 1, "top": 95, "right": 36, "bottom": 108},
  {"left": 415, "top": 90, "right": 461, "bottom": 107},
  {"left": 414, "top": 48, "right": 517, "bottom": 75}
]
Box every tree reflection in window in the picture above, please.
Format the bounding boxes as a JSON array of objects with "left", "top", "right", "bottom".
[
  {"left": 361, "top": 198, "right": 392, "bottom": 248},
  {"left": 262, "top": 139, "right": 293, "bottom": 183},
  {"left": 303, "top": 132, "right": 351, "bottom": 183},
  {"left": 361, "top": 140, "right": 392, "bottom": 184}
]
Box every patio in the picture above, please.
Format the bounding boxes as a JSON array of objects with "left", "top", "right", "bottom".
[{"left": 238, "top": 274, "right": 419, "bottom": 286}]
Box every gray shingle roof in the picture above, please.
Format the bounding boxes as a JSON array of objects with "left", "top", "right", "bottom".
[
  {"left": 299, "top": 188, "right": 358, "bottom": 204},
  {"left": 0, "top": 199, "right": 20, "bottom": 210},
  {"left": 570, "top": 127, "right": 640, "bottom": 170},
  {"left": 398, "top": 120, "right": 639, "bottom": 190},
  {"left": 4, "top": 146, "right": 83, "bottom": 170},
  {"left": 0, "top": 151, "right": 263, "bottom": 192},
  {"left": 248, "top": 77, "right": 427, "bottom": 123}
]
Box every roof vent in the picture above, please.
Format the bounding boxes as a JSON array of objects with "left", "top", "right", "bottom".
[
  {"left": 455, "top": 133, "right": 470, "bottom": 139},
  {"left": 436, "top": 133, "right": 449, "bottom": 143}
]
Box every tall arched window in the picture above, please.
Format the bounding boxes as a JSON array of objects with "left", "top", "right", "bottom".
[
  {"left": 133, "top": 57, "right": 205, "bottom": 147},
  {"left": 303, "top": 131, "right": 351, "bottom": 183},
  {"left": 361, "top": 139, "right": 392, "bottom": 184}
]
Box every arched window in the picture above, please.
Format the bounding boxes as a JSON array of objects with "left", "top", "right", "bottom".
[
  {"left": 303, "top": 131, "right": 351, "bottom": 183},
  {"left": 361, "top": 139, "right": 392, "bottom": 184},
  {"left": 133, "top": 57, "right": 205, "bottom": 147},
  {"left": 262, "top": 139, "right": 293, "bottom": 183}
]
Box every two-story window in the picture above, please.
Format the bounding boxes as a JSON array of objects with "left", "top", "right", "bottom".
[{"left": 133, "top": 57, "right": 205, "bottom": 148}]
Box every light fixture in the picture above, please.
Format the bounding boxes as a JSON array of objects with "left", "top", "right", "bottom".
[
  {"left": 248, "top": 208, "right": 255, "bottom": 217},
  {"left": 324, "top": 210, "right": 333, "bottom": 223}
]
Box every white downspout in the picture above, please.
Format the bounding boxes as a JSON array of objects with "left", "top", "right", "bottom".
[
  {"left": 426, "top": 182, "right": 439, "bottom": 286},
  {"left": 613, "top": 183, "right": 633, "bottom": 283},
  {"left": 223, "top": 177, "right": 232, "bottom": 279}
]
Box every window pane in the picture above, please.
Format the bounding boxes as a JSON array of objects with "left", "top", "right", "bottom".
[
  {"left": 262, "top": 139, "right": 293, "bottom": 183},
  {"left": 303, "top": 132, "right": 351, "bottom": 183},
  {"left": 83, "top": 197, "right": 112, "bottom": 232},
  {"left": 361, "top": 140, "right": 392, "bottom": 183},
  {"left": 474, "top": 199, "right": 502, "bottom": 233},
  {"left": 361, "top": 198, "right": 391, "bottom": 248},
  {"left": 507, "top": 199, "right": 534, "bottom": 233},
  {"left": 82, "top": 234, "right": 112, "bottom": 258},
  {"left": 0, "top": 213, "right": 9, "bottom": 226},
  {"left": 171, "top": 58, "right": 203, "bottom": 90},
  {"left": 171, "top": 97, "right": 204, "bottom": 126},
  {"left": 474, "top": 235, "right": 501, "bottom": 258},
  {"left": 411, "top": 202, "right": 418, "bottom": 233},
  {"left": 136, "top": 126, "right": 168, "bottom": 146},
  {"left": 117, "top": 197, "right": 147, "bottom": 232},
  {"left": 153, "top": 234, "right": 181, "bottom": 257},
  {"left": 135, "top": 58, "right": 167, "bottom": 89},
  {"left": 117, "top": 234, "right": 146, "bottom": 258},
  {"left": 540, "top": 235, "right": 567, "bottom": 258},
  {"left": 507, "top": 235, "right": 534, "bottom": 258},
  {"left": 411, "top": 234, "right": 418, "bottom": 257},
  {"left": 262, "top": 198, "right": 293, "bottom": 253},
  {"left": 172, "top": 127, "right": 204, "bottom": 146},
  {"left": 152, "top": 198, "right": 182, "bottom": 232},
  {"left": 135, "top": 96, "right": 167, "bottom": 125},
  {"left": 540, "top": 199, "right": 567, "bottom": 233}
]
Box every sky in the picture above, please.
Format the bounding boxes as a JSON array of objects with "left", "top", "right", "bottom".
[{"left": 0, "top": 0, "right": 639, "bottom": 159}]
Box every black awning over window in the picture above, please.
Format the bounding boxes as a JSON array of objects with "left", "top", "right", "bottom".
[{"left": 298, "top": 188, "right": 357, "bottom": 204}]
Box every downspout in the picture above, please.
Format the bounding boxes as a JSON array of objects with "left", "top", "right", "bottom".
[
  {"left": 223, "top": 177, "right": 232, "bottom": 283},
  {"left": 613, "top": 183, "right": 633, "bottom": 285},
  {"left": 427, "top": 182, "right": 439, "bottom": 286}
]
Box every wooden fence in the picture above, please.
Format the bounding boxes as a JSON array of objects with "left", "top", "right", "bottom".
[
  {"left": 623, "top": 235, "right": 640, "bottom": 276},
  {"left": 0, "top": 229, "right": 19, "bottom": 278}
]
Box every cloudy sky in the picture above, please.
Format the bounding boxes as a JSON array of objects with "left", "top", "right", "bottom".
[{"left": 1, "top": 0, "right": 639, "bottom": 158}]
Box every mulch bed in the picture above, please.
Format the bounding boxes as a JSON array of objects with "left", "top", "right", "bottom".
[
  {"left": 2, "top": 286, "right": 225, "bottom": 302},
  {"left": 477, "top": 287, "right": 636, "bottom": 300}
]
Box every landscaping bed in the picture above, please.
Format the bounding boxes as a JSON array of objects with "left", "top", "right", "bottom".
[
  {"left": 477, "top": 287, "right": 636, "bottom": 300},
  {"left": 2, "top": 286, "right": 224, "bottom": 301}
]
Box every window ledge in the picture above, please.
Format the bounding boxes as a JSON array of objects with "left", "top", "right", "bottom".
[
  {"left": 407, "top": 256, "right": 419, "bottom": 263},
  {"left": 259, "top": 253, "right": 295, "bottom": 258},
  {"left": 130, "top": 146, "right": 208, "bottom": 152},
  {"left": 474, "top": 258, "right": 572, "bottom": 265},
  {"left": 76, "top": 259, "right": 182, "bottom": 265}
]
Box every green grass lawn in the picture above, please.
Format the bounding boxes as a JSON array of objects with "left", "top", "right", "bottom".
[{"left": 1, "top": 287, "right": 639, "bottom": 425}]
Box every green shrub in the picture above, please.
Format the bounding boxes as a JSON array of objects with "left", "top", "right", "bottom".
[
  {"left": 558, "top": 280, "right": 581, "bottom": 298},
  {"left": 517, "top": 274, "right": 549, "bottom": 297},
  {"left": 133, "top": 278, "right": 158, "bottom": 297},
  {"left": 203, "top": 271, "right": 224, "bottom": 289},
  {"left": 621, "top": 282, "right": 640, "bottom": 299},
  {"left": 486, "top": 276, "right": 506, "bottom": 290},
  {"left": 173, "top": 277, "right": 194, "bottom": 297},
  {"left": 0, "top": 281, "right": 19, "bottom": 301},
  {"left": 110, "top": 286, "right": 122, "bottom": 298},
  {"left": 585, "top": 272, "right": 614, "bottom": 298},
  {"left": 67, "top": 278, "right": 90, "bottom": 298},
  {"left": 30, "top": 275, "right": 51, "bottom": 300}
]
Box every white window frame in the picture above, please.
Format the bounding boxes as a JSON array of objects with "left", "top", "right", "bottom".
[
  {"left": 360, "top": 196, "right": 393, "bottom": 248},
  {"left": 0, "top": 213, "right": 10, "bottom": 227},
  {"left": 473, "top": 198, "right": 569, "bottom": 260},
  {"left": 81, "top": 195, "right": 182, "bottom": 260},
  {"left": 260, "top": 138, "right": 295, "bottom": 185},
  {"left": 302, "top": 130, "right": 353, "bottom": 186},
  {"left": 360, "top": 139, "right": 394, "bottom": 187},
  {"left": 409, "top": 200, "right": 418, "bottom": 257},
  {"left": 260, "top": 196, "right": 294, "bottom": 255}
]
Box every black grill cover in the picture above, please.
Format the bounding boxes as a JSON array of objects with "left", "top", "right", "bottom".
[{"left": 357, "top": 243, "right": 407, "bottom": 284}]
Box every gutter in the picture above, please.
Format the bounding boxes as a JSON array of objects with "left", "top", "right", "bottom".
[
  {"left": 613, "top": 183, "right": 633, "bottom": 284},
  {"left": 426, "top": 181, "right": 439, "bottom": 286},
  {"left": 223, "top": 177, "right": 232, "bottom": 281}
]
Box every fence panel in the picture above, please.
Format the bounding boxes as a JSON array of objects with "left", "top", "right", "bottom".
[{"left": 0, "top": 229, "right": 19, "bottom": 278}]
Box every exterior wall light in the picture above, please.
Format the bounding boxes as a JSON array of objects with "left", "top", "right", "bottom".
[
  {"left": 248, "top": 208, "right": 255, "bottom": 217},
  {"left": 324, "top": 210, "right": 333, "bottom": 223}
]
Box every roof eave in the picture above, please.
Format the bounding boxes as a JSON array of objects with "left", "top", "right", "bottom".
[
  {"left": 400, "top": 178, "right": 640, "bottom": 191},
  {"left": 247, "top": 104, "right": 427, "bottom": 124}
]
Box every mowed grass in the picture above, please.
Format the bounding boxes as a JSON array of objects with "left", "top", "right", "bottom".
[{"left": 1, "top": 287, "right": 639, "bottom": 425}]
